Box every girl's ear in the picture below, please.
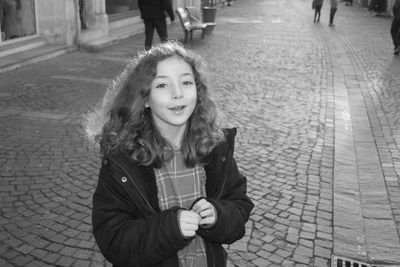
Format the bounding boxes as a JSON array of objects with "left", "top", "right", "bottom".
[{"left": 145, "top": 101, "right": 150, "bottom": 108}]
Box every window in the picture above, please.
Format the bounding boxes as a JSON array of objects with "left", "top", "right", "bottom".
[
  {"left": 1, "top": 0, "right": 36, "bottom": 43},
  {"left": 186, "top": 0, "right": 195, "bottom": 6},
  {"left": 105, "top": 0, "right": 139, "bottom": 15}
]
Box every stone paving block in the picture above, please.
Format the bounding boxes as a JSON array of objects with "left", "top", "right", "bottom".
[
  {"left": 261, "top": 234, "right": 275, "bottom": 243},
  {"left": 42, "top": 252, "right": 61, "bottom": 265},
  {"left": 293, "top": 245, "right": 313, "bottom": 258},
  {"left": 299, "top": 239, "right": 313, "bottom": 248},
  {"left": 313, "top": 257, "right": 329, "bottom": 267},
  {"left": 248, "top": 244, "right": 259, "bottom": 253},
  {"left": 314, "top": 246, "right": 331, "bottom": 258},
  {"left": 299, "top": 231, "right": 315, "bottom": 240},
  {"left": 25, "top": 260, "right": 53, "bottom": 267},
  {"left": 281, "top": 260, "right": 296, "bottom": 267},
  {"left": 317, "top": 231, "right": 332, "bottom": 241},
  {"left": 229, "top": 242, "right": 248, "bottom": 252},
  {"left": 30, "top": 248, "right": 48, "bottom": 259},
  {"left": 261, "top": 243, "right": 277, "bottom": 253},
  {"left": 251, "top": 258, "right": 271, "bottom": 266},
  {"left": 60, "top": 246, "right": 76, "bottom": 257},
  {"left": 15, "top": 244, "right": 35, "bottom": 254},
  {"left": 286, "top": 234, "right": 299, "bottom": 244},
  {"left": 56, "top": 255, "right": 76, "bottom": 267},
  {"left": 291, "top": 253, "right": 310, "bottom": 265},
  {"left": 333, "top": 237, "right": 368, "bottom": 262},
  {"left": 269, "top": 253, "right": 284, "bottom": 264},
  {"left": 47, "top": 243, "right": 64, "bottom": 253},
  {"left": 73, "top": 259, "right": 91, "bottom": 267},
  {"left": 275, "top": 248, "right": 292, "bottom": 258},
  {"left": 364, "top": 218, "right": 400, "bottom": 264},
  {"left": 77, "top": 240, "right": 94, "bottom": 249}
]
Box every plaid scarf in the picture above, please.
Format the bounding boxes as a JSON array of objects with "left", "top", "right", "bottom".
[{"left": 155, "top": 150, "right": 208, "bottom": 267}]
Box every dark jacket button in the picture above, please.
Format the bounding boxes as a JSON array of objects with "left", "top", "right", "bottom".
[{"left": 221, "top": 156, "right": 226, "bottom": 162}]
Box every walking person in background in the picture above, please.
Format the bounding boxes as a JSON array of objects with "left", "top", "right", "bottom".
[
  {"left": 391, "top": 0, "right": 400, "bottom": 55},
  {"left": 329, "top": 0, "right": 338, "bottom": 26},
  {"left": 138, "top": 0, "right": 175, "bottom": 51},
  {"left": 313, "top": 0, "right": 324, "bottom": 23},
  {"left": 85, "top": 41, "right": 254, "bottom": 266}
]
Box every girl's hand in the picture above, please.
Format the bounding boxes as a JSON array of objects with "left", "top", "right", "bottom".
[
  {"left": 191, "top": 199, "right": 217, "bottom": 227},
  {"left": 178, "top": 210, "right": 201, "bottom": 238}
]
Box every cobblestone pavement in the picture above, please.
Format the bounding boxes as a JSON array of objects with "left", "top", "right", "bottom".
[{"left": 1, "top": 0, "right": 400, "bottom": 266}]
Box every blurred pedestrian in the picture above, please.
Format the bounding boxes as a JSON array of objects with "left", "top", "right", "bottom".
[
  {"left": 391, "top": 0, "right": 400, "bottom": 55},
  {"left": 86, "top": 41, "right": 254, "bottom": 266},
  {"left": 345, "top": 0, "right": 353, "bottom": 6},
  {"left": 138, "top": 0, "right": 175, "bottom": 51},
  {"left": 313, "top": 0, "right": 324, "bottom": 23},
  {"left": 329, "top": 0, "right": 338, "bottom": 26}
]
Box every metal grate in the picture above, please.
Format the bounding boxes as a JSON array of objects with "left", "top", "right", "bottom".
[
  {"left": 332, "top": 255, "right": 400, "bottom": 267},
  {"left": 331, "top": 255, "right": 400, "bottom": 267},
  {"left": 331, "top": 255, "right": 371, "bottom": 267}
]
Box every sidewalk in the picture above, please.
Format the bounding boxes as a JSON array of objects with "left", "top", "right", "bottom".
[{"left": 1, "top": 0, "right": 400, "bottom": 266}]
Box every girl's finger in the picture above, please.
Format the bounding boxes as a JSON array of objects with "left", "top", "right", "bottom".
[
  {"left": 199, "top": 209, "right": 212, "bottom": 218},
  {"left": 192, "top": 199, "right": 210, "bottom": 213}
]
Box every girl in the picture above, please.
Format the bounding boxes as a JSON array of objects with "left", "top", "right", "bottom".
[{"left": 85, "top": 41, "right": 254, "bottom": 267}]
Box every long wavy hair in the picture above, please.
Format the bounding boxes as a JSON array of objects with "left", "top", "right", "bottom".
[{"left": 84, "top": 41, "right": 224, "bottom": 168}]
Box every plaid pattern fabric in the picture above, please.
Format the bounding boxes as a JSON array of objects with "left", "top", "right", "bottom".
[{"left": 155, "top": 150, "right": 207, "bottom": 267}]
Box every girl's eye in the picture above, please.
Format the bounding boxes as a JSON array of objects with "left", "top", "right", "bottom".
[
  {"left": 183, "top": 80, "right": 194, "bottom": 85},
  {"left": 155, "top": 83, "right": 168, "bottom": 89}
]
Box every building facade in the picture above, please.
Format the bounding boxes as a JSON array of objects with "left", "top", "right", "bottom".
[
  {"left": 0, "top": 0, "right": 202, "bottom": 53},
  {"left": 1, "top": 0, "right": 79, "bottom": 46}
]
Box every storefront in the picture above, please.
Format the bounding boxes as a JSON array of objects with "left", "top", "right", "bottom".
[{"left": 0, "top": 0, "right": 37, "bottom": 45}]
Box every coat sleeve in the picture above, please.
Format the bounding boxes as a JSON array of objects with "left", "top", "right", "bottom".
[
  {"left": 197, "top": 128, "right": 254, "bottom": 244},
  {"left": 92, "top": 164, "right": 190, "bottom": 266},
  {"left": 198, "top": 157, "right": 254, "bottom": 244}
]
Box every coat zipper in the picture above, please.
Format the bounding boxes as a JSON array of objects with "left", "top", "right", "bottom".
[
  {"left": 108, "top": 157, "right": 156, "bottom": 214},
  {"left": 215, "top": 155, "right": 229, "bottom": 200},
  {"left": 216, "top": 176, "right": 227, "bottom": 200}
]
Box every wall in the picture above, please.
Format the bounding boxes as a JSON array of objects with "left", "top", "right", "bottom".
[{"left": 36, "top": 0, "right": 78, "bottom": 45}]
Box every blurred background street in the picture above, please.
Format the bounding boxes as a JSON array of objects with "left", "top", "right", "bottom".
[{"left": 1, "top": 0, "right": 400, "bottom": 266}]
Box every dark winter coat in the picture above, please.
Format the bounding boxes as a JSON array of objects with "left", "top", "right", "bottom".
[
  {"left": 313, "top": 0, "right": 324, "bottom": 6},
  {"left": 92, "top": 128, "right": 254, "bottom": 267},
  {"left": 138, "top": 0, "right": 175, "bottom": 21},
  {"left": 394, "top": 0, "right": 400, "bottom": 20}
]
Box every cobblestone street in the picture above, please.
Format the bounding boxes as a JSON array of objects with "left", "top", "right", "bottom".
[{"left": 1, "top": 0, "right": 400, "bottom": 266}]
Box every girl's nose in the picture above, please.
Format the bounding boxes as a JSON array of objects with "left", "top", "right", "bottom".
[{"left": 172, "top": 82, "right": 183, "bottom": 99}]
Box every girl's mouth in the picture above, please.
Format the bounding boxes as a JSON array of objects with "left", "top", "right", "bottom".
[{"left": 169, "top": 105, "right": 185, "bottom": 111}]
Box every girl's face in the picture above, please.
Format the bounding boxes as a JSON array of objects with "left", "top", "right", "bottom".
[{"left": 145, "top": 55, "right": 197, "bottom": 138}]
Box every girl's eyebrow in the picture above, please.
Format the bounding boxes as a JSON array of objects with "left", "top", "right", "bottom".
[
  {"left": 154, "top": 73, "right": 193, "bottom": 79},
  {"left": 154, "top": 75, "right": 168, "bottom": 79}
]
